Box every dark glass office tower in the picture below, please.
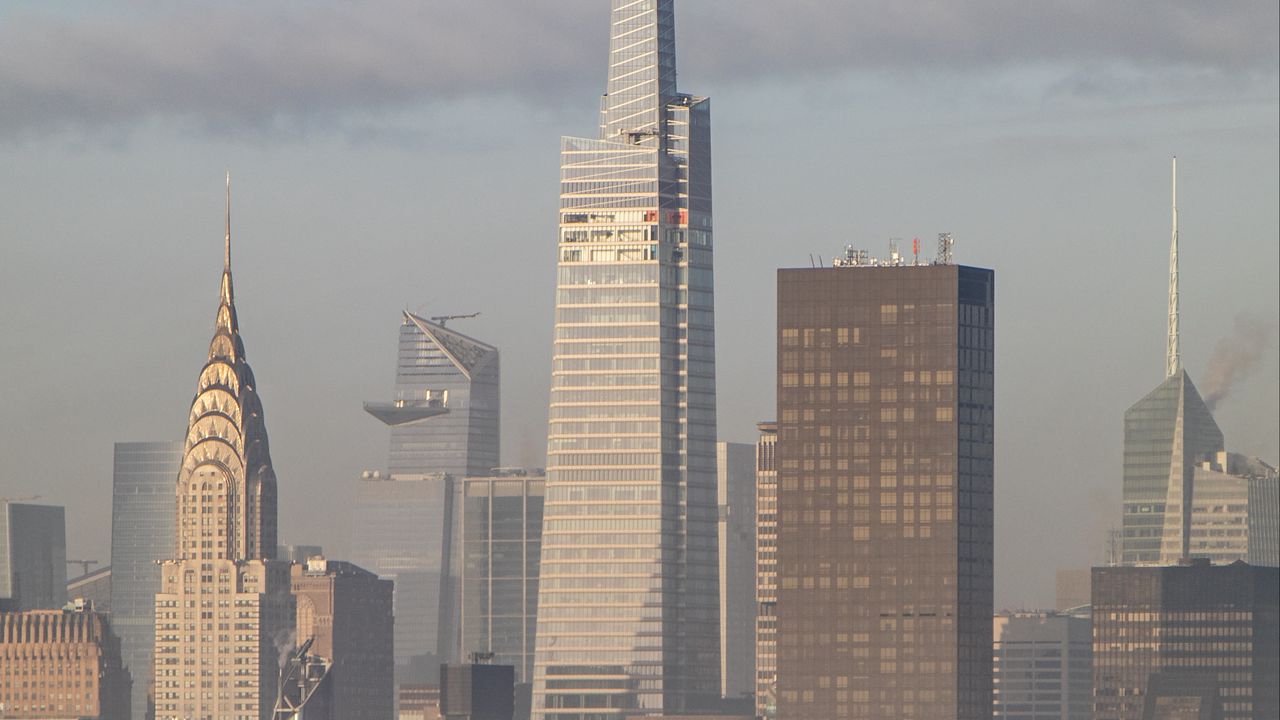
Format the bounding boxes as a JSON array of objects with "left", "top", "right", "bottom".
[
  {"left": 1092, "top": 560, "right": 1279, "bottom": 720},
  {"left": 0, "top": 501, "right": 66, "bottom": 611},
  {"left": 775, "top": 262, "right": 995, "bottom": 720},
  {"left": 110, "top": 439, "right": 182, "bottom": 720},
  {"left": 534, "top": 1, "right": 720, "bottom": 717},
  {"left": 458, "top": 472, "right": 545, "bottom": 683},
  {"left": 356, "top": 311, "right": 500, "bottom": 675}
]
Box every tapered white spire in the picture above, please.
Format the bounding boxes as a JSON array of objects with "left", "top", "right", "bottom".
[
  {"left": 1167, "top": 157, "right": 1180, "bottom": 378},
  {"left": 224, "top": 170, "right": 232, "bottom": 272}
]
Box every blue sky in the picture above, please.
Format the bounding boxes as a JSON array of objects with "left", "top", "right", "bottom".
[{"left": 1, "top": 1, "right": 1276, "bottom": 607}]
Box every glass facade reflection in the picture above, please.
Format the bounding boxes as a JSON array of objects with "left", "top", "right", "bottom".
[
  {"left": 533, "top": 1, "right": 720, "bottom": 717},
  {"left": 459, "top": 474, "right": 545, "bottom": 682},
  {"left": 775, "top": 264, "right": 995, "bottom": 720},
  {"left": 1121, "top": 371, "right": 1223, "bottom": 565},
  {"left": 110, "top": 439, "right": 182, "bottom": 720}
]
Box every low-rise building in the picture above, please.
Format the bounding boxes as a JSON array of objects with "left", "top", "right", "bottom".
[{"left": 992, "top": 611, "right": 1091, "bottom": 719}]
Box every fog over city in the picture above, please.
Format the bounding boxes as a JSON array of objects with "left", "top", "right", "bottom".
[{"left": 2, "top": 0, "right": 1276, "bottom": 614}]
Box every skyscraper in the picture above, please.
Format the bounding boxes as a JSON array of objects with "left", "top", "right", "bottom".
[
  {"left": 458, "top": 471, "right": 545, "bottom": 683},
  {"left": 754, "top": 422, "right": 779, "bottom": 720},
  {"left": 0, "top": 501, "right": 66, "bottom": 611},
  {"left": 533, "top": 1, "right": 720, "bottom": 716},
  {"left": 716, "top": 442, "right": 755, "bottom": 701},
  {"left": 774, "top": 258, "right": 995, "bottom": 719},
  {"left": 354, "top": 311, "right": 501, "bottom": 677},
  {"left": 1092, "top": 560, "right": 1279, "bottom": 720},
  {"left": 1121, "top": 158, "right": 1225, "bottom": 565},
  {"left": 110, "top": 439, "right": 183, "bottom": 720},
  {"left": 152, "top": 178, "right": 295, "bottom": 720}
]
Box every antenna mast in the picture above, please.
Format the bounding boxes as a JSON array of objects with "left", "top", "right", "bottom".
[{"left": 1166, "top": 157, "right": 1180, "bottom": 378}]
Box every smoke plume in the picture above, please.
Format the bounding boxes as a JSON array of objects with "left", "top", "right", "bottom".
[
  {"left": 274, "top": 629, "right": 298, "bottom": 669},
  {"left": 1200, "top": 314, "right": 1277, "bottom": 410}
]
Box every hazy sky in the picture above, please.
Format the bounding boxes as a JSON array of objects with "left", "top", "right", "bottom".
[{"left": 2, "top": 1, "right": 1277, "bottom": 609}]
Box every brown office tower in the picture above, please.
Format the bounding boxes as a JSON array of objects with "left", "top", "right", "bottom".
[
  {"left": 1092, "top": 560, "right": 1279, "bottom": 720},
  {"left": 774, "top": 258, "right": 995, "bottom": 719},
  {"left": 0, "top": 601, "right": 130, "bottom": 719},
  {"left": 153, "top": 179, "right": 295, "bottom": 720},
  {"left": 290, "top": 557, "right": 395, "bottom": 719}
]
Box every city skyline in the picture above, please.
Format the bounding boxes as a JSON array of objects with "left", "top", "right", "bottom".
[{"left": 1, "top": 1, "right": 1277, "bottom": 612}]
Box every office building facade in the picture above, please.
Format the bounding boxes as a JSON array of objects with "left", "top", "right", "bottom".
[
  {"left": 754, "top": 423, "right": 779, "bottom": 719},
  {"left": 442, "top": 663, "right": 516, "bottom": 720},
  {"left": 992, "top": 611, "right": 1091, "bottom": 720},
  {"left": 1178, "top": 452, "right": 1278, "bottom": 566},
  {"left": 291, "top": 557, "right": 395, "bottom": 720},
  {"left": 775, "top": 261, "right": 995, "bottom": 719},
  {"left": 533, "top": 1, "right": 720, "bottom": 716},
  {"left": 0, "top": 603, "right": 130, "bottom": 719},
  {"left": 110, "top": 439, "right": 183, "bottom": 720},
  {"left": 458, "top": 472, "right": 545, "bottom": 683},
  {"left": 152, "top": 185, "right": 295, "bottom": 720},
  {"left": 0, "top": 501, "right": 67, "bottom": 612},
  {"left": 1092, "top": 561, "right": 1279, "bottom": 720},
  {"left": 717, "top": 442, "right": 755, "bottom": 700},
  {"left": 357, "top": 312, "right": 500, "bottom": 676}
]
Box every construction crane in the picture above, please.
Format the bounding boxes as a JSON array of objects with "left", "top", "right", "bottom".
[
  {"left": 429, "top": 312, "right": 480, "bottom": 327},
  {"left": 67, "top": 559, "right": 100, "bottom": 577}
]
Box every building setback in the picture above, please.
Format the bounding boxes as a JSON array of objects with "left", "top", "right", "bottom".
[
  {"left": 0, "top": 501, "right": 67, "bottom": 612},
  {"left": 992, "top": 611, "right": 1091, "bottom": 720},
  {"left": 0, "top": 602, "right": 130, "bottom": 719},
  {"left": 110, "top": 439, "right": 183, "bottom": 720},
  {"left": 457, "top": 472, "right": 545, "bottom": 683},
  {"left": 754, "top": 422, "right": 779, "bottom": 719},
  {"left": 775, "top": 260, "right": 995, "bottom": 719},
  {"left": 533, "top": 0, "right": 721, "bottom": 716},
  {"left": 290, "top": 557, "right": 395, "bottom": 720},
  {"left": 68, "top": 566, "right": 113, "bottom": 614},
  {"left": 152, "top": 181, "right": 295, "bottom": 720},
  {"left": 717, "top": 441, "right": 756, "bottom": 701},
  {"left": 1092, "top": 560, "right": 1279, "bottom": 720}
]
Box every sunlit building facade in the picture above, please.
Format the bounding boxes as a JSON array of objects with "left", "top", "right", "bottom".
[
  {"left": 152, "top": 187, "right": 295, "bottom": 720},
  {"left": 533, "top": 1, "right": 720, "bottom": 716},
  {"left": 754, "top": 423, "right": 779, "bottom": 720},
  {"left": 774, "top": 263, "right": 995, "bottom": 720}
]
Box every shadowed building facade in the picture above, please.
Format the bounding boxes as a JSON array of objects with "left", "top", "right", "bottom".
[
  {"left": 775, "top": 262, "right": 995, "bottom": 719},
  {"left": 152, "top": 181, "right": 295, "bottom": 720},
  {"left": 110, "top": 439, "right": 183, "bottom": 720},
  {"left": 0, "top": 501, "right": 67, "bottom": 612},
  {"left": 1092, "top": 561, "right": 1279, "bottom": 720},
  {"left": 533, "top": 1, "right": 721, "bottom": 716}
]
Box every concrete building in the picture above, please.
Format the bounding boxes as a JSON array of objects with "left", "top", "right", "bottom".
[
  {"left": 457, "top": 471, "right": 544, "bottom": 683},
  {"left": 0, "top": 601, "right": 130, "bottom": 719},
  {"left": 1171, "top": 452, "right": 1278, "bottom": 566},
  {"left": 754, "top": 422, "right": 779, "bottom": 719},
  {"left": 992, "top": 611, "right": 1091, "bottom": 720},
  {"left": 356, "top": 312, "right": 500, "bottom": 679},
  {"left": 109, "top": 439, "right": 183, "bottom": 720},
  {"left": 533, "top": 1, "right": 721, "bottom": 716},
  {"left": 0, "top": 501, "right": 67, "bottom": 612},
  {"left": 68, "top": 566, "right": 112, "bottom": 614},
  {"left": 1092, "top": 560, "right": 1279, "bottom": 720},
  {"left": 441, "top": 662, "right": 515, "bottom": 720},
  {"left": 717, "top": 442, "right": 755, "bottom": 701},
  {"left": 774, "top": 255, "right": 996, "bottom": 720},
  {"left": 291, "top": 556, "right": 395, "bottom": 719},
  {"left": 152, "top": 182, "right": 295, "bottom": 720}
]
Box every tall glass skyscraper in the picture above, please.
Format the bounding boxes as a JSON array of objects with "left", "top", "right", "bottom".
[
  {"left": 110, "top": 439, "right": 183, "bottom": 720},
  {"left": 533, "top": 1, "right": 720, "bottom": 717}
]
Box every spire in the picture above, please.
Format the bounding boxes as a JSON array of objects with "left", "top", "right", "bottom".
[
  {"left": 600, "top": 0, "right": 678, "bottom": 141},
  {"left": 1167, "top": 156, "right": 1180, "bottom": 378},
  {"left": 224, "top": 170, "right": 232, "bottom": 272}
]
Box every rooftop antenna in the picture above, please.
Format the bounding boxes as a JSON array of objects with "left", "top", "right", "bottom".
[
  {"left": 937, "top": 233, "right": 953, "bottom": 265},
  {"left": 912, "top": 237, "right": 920, "bottom": 265},
  {"left": 224, "top": 170, "right": 232, "bottom": 272},
  {"left": 1167, "top": 156, "right": 1180, "bottom": 378}
]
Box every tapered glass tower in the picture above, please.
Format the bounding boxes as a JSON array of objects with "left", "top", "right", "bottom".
[{"left": 533, "top": 1, "right": 720, "bottom": 717}]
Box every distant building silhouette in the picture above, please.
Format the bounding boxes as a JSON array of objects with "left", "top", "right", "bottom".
[
  {"left": 993, "top": 611, "right": 1091, "bottom": 719},
  {"left": 0, "top": 500, "right": 66, "bottom": 612},
  {"left": 718, "top": 442, "right": 756, "bottom": 701}
]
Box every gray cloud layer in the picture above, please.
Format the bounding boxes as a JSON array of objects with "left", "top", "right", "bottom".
[{"left": 1, "top": 0, "right": 1275, "bottom": 138}]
